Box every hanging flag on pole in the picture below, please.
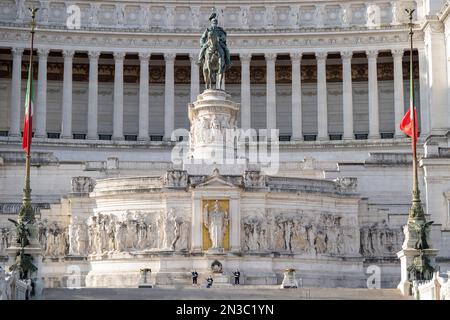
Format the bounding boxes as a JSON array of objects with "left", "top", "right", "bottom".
[
  {"left": 399, "top": 108, "right": 418, "bottom": 140},
  {"left": 22, "top": 62, "right": 34, "bottom": 154}
]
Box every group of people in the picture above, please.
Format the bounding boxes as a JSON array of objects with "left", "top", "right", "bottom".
[{"left": 191, "top": 269, "right": 241, "bottom": 287}]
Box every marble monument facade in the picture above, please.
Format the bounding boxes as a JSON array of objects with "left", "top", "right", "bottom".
[{"left": 0, "top": 0, "right": 450, "bottom": 288}]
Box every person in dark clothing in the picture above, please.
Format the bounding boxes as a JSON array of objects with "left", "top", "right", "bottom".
[
  {"left": 206, "top": 275, "right": 213, "bottom": 288},
  {"left": 191, "top": 270, "right": 198, "bottom": 286},
  {"left": 233, "top": 269, "right": 240, "bottom": 285}
]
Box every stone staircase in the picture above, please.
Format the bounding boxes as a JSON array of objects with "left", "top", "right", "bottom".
[{"left": 42, "top": 286, "right": 412, "bottom": 300}]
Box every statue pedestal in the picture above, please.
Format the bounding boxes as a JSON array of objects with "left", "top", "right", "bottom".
[
  {"left": 281, "top": 269, "right": 299, "bottom": 289},
  {"left": 6, "top": 244, "right": 42, "bottom": 277},
  {"left": 211, "top": 273, "right": 231, "bottom": 287},
  {"left": 138, "top": 268, "right": 154, "bottom": 288},
  {"left": 184, "top": 89, "right": 242, "bottom": 176},
  {"left": 397, "top": 248, "right": 439, "bottom": 296}
]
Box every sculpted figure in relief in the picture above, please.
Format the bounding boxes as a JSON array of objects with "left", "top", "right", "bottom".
[
  {"left": 157, "top": 208, "right": 179, "bottom": 250},
  {"left": 0, "top": 227, "right": 11, "bottom": 256},
  {"left": 204, "top": 200, "right": 228, "bottom": 249},
  {"left": 76, "top": 221, "right": 88, "bottom": 255}
]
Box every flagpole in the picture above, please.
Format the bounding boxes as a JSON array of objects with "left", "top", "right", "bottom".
[
  {"left": 19, "top": 7, "right": 38, "bottom": 224},
  {"left": 405, "top": 8, "right": 424, "bottom": 222}
]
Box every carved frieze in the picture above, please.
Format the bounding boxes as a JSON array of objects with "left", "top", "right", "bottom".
[
  {"left": 163, "top": 170, "right": 188, "bottom": 189},
  {"left": 360, "top": 222, "right": 403, "bottom": 257},
  {"left": 241, "top": 210, "right": 360, "bottom": 256},
  {"left": 0, "top": 61, "right": 11, "bottom": 78},
  {"left": 243, "top": 170, "right": 266, "bottom": 189},
  {"left": 0, "top": 54, "right": 421, "bottom": 85},
  {"left": 71, "top": 176, "right": 96, "bottom": 194}
]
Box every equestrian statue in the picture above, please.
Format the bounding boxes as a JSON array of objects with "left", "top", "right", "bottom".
[{"left": 197, "top": 11, "right": 232, "bottom": 90}]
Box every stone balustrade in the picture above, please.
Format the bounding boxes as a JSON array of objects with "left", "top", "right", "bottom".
[
  {"left": 412, "top": 271, "right": 450, "bottom": 300},
  {"left": 0, "top": 0, "right": 419, "bottom": 31}
]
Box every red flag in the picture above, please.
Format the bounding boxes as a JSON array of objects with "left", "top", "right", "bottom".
[
  {"left": 400, "top": 108, "right": 418, "bottom": 139},
  {"left": 22, "top": 63, "right": 34, "bottom": 154}
]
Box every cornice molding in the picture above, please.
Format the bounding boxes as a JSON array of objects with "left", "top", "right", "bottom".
[{"left": 0, "top": 27, "right": 425, "bottom": 54}]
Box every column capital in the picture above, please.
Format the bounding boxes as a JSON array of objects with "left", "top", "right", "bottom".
[
  {"left": 315, "top": 51, "right": 328, "bottom": 61},
  {"left": 62, "top": 49, "right": 75, "bottom": 59},
  {"left": 264, "top": 52, "right": 277, "bottom": 62},
  {"left": 366, "top": 49, "right": 378, "bottom": 59},
  {"left": 11, "top": 47, "right": 24, "bottom": 56},
  {"left": 290, "top": 52, "right": 302, "bottom": 62},
  {"left": 88, "top": 50, "right": 101, "bottom": 60},
  {"left": 113, "top": 51, "right": 126, "bottom": 61},
  {"left": 391, "top": 48, "right": 404, "bottom": 58},
  {"left": 239, "top": 53, "right": 252, "bottom": 63},
  {"left": 37, "top": 48, "right": 50, "bottom": 58},
  {"left": 340, "top": 50, "right": 353, "bottom": 60},
  {"left": 138, "top": 52, "right": 151, "bottom": 61},
  {"left": 164, "top": 52, "right": 176, "bottom": 62}
]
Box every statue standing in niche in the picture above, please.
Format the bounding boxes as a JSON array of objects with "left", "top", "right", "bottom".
[{"left": 204, "top": 200, "right": 228, "bottom": 249}]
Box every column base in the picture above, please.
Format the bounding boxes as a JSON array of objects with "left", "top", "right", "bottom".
[
  {"left": 87, "top": 135, "right": 98, "bottom": 140},
  {"left": 60, "top": 135, "right": 72, "bottom": 139},
  {"left": 342, "top": 135, "right": 353, "bottom": 140},
  {"left": 317, "top": 136, "right": 329, "bottom": 141},
  {"left": 8, "top": 133, "right": 21, "bottom": 138},
  {"left": 34, "top": 133, "right": 46, "bottom": 139},
  {"left": 368, "top": 134, "right": 380, "bottom": 140},
  {"left": 112, "top": 136, "right": 124, "bottom": 141},
  {"left": 291, "top": 136, "right": 303, "bottom": 142}
]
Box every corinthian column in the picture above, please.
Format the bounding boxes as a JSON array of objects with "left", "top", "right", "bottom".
[
  {"left": 240, "top": 53, "right": 252, "bottom": 130},
  {"left": 87, "top": 50, "right": 100, "bottom": 140},
  {"left": 341, "top": 50, "right": 354, "bottom": 140},
  {"left": 316, "top": 51, "right": 328, "bottom": 140},
  {"left": 392, "top": 49, "right": 405, "bottom": 138},
  {"left": 290, "top": 52, "right": 302, "bottom": 140},
  {"left": 189, "top": 53, "right": 200, "bottom": 102},
  {"left": 367, "top": 49, "right": 380, "bottom": 139},
  {"left": 138, "top": 52, "right": 150, "bottom": 141},
  {"left": 35, "top": 48, "right": 49, "bottom": 138},
  {"left": 112, "top": 51, "right": 125, "bottom": 140},
  {"left": 265, "top": 52, "right": 277, "bottom": 130},
  {"left": 61, "top": 49, "right": 74, "bottom": 139},
  {"left": 164, "top": 53, "right": 176, "bottom": 140},
  {"left": 9, "top": 47, "right": 24, "bottom": 137}
]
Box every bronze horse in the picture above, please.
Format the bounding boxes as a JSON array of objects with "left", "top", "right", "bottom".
[{"left": 202, "top": 30, "right": 226, "bottom": 90}]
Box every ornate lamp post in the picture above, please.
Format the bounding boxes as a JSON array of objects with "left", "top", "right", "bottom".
[
  {"left": 7, "top": 7, "right": 40, "bottom": 282},
  {"left": 396, "top": 9, "right": 439, "bottom": 296}
]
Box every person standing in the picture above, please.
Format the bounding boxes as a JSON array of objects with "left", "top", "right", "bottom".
[
  {"left": 206, "top": 275, "right": 213, "bottom": 288},
  {"left": 233, "top": 269, "right": 241, "bottom": 285},
  {"left": 191, "top": 270, "right": 198, "bottom": 286}
]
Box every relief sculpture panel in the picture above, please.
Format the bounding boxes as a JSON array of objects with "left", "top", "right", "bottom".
[{"left": 242, "top": 210, "right": 360, "bottom": 256}]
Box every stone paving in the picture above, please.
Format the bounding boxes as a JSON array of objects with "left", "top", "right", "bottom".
[{"left": 42, "top": 286, "right": 412, "bottom": 300}]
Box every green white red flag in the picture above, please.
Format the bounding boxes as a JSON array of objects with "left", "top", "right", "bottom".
[{"left": 22, "top": 63, "right": 33, "bottom": 154}]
